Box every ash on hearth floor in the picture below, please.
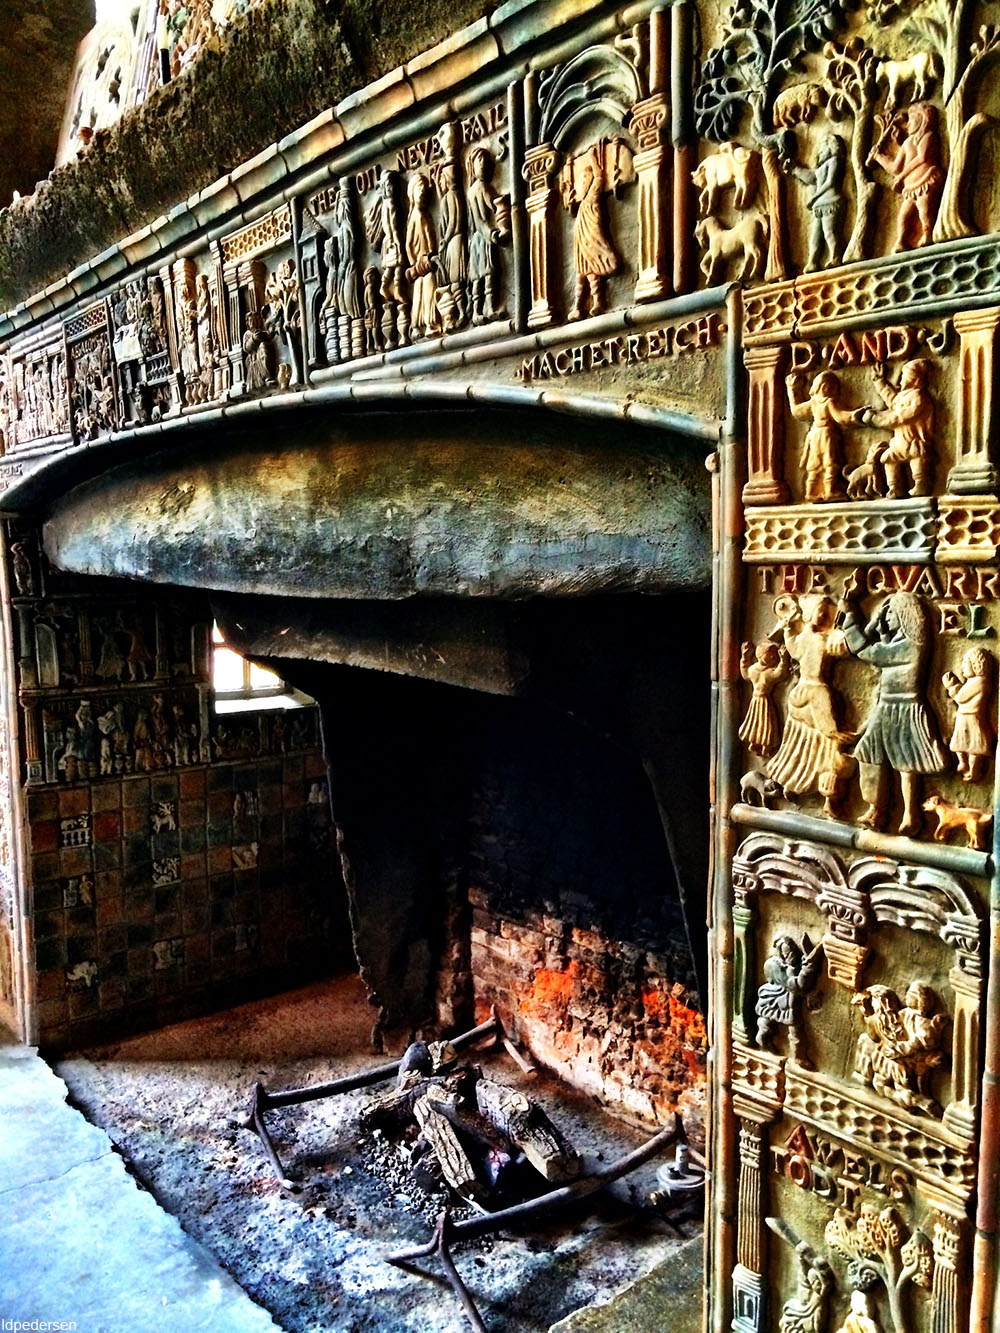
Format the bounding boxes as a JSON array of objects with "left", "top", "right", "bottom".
[{"left": 56, "top": 975, "right": 703, "bottom": 1333}]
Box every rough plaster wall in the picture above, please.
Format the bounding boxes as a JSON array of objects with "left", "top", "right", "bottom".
[
  {"left": 0, "top": 0, "right": 492, "bottom": 307},
  {"left": 0, "top": 1, "right": 95, "bottom": 206}
]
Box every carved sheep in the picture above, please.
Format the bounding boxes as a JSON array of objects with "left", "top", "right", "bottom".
[
  {"left": 773, "top": 83, "right": 829, "bottom": 130},
  {"left": 875, "top": 52, "right": 942, "bottom": 111},
  {"left": 691, "top": 143, "right": 761, "bottom": 215},
  {"left": 695, "top": 213, "right": 769, "bottom": 285}
]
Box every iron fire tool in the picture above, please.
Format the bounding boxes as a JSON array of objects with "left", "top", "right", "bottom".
[
  {"left": 241, "top": 1007, "right": 509, "bottom": 1187},
  {"left": 384, "top": 1116, "right": 684, "bottom": 1333}
]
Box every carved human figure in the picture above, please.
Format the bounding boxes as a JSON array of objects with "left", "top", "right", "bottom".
[
  {"left": 562, "top": 145, "right": 622, "bottom": 321},
  {"left": 175, "top": 278, "right": 199, "bottom": 384},
  {"left": 327, "top": 181, "right": 360, "bottom": 321},
  {"left": 787, "top": 370, "right": 865, "bottom": 502},
  {"left": 840, "top": 579, "right": 947, "bottom": 834},
  {"left": 780, "top": 1241, "right": 833, "bottom": 1333},
  {"left": 75, "top": 700, "right": 98, "bottom": 778},
  {"left": 195, "top": 275, "right": 216, "bottom": 392},
  {"left": 943, "top": 647, "right": 995, "bottom": 782},
  {"left": 766, "top": 595, "right": 854, "bottom": 814},
  {"left": 124, "top": 616, "right": 153, "bottom": 682},
  {"left": 739, "top": 640, "right": 791, "bottom": 757},
  {"left": 364, "top": 169, "right": 407, "bottom": 347},
  {"left": 466, "top": 145, "right": 509, "bottom": 325},
  {"left": 852, "top": 981, "right": 947, "bottom": 1116},
  {"left": 435, "top": 139, "right": 467, "bottom": 330},
  {"left": 834, "top": 1290, "right": 883, "bottom": 1333},
  {"left": 265, "top": 259, "right": 302, "bottom": 385},
  {"left": 868, "top": 103, "right": 943, "bottom": 252},
  {"left": 790, "top": 132, "right": 847, "bottom": 271},
  {"left": 858, "top": 360, "right": 935, "bottom": 498},
  {"left": 756, "top": 932, "right": 823, "bottom": 1066},
  {"left": 242, "top": 310, "right": 276, "bottom": 391},
  {"left": 8, "top": 542, "right": 32, "bottom": 597},
  {"left": 361, "top": 266, "right": 383, "bottom": 355},
  {"left": 404, "top": 171, "right": 440, "bottom": 339}
]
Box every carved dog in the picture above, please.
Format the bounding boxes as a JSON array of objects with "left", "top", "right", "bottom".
[
  {"left": 922, "top": 795, "right": 993, "bottom": 850},
  {"left": 773, "top": 82, "right": 829, "bottom": 130},
  {"left": 844, "top": 443, "right": 887, "bottom": 500},
  {"left": 695, "top": 213, "right": 769, "bottom": 285},
  {"left": 691, "top": 143, "right": 761, "bottom": 215},
  {"left": 740, "top": 770, "right": 781, "bottom": 807},
  {"left": 876, "top": 52, "right": 942, "bottom": 110}
]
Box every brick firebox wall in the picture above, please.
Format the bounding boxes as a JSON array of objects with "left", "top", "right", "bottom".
[{"left": 462, "top": 696, "right": 707, "bottom": 1127}]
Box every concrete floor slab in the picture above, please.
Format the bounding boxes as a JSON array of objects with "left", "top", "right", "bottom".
[
  {"left": 547, "top": 1235, "right": 704, "bottom": 1333},
  {"left": 0, "top": 1032, "right": 279, "bottom": 1333}
]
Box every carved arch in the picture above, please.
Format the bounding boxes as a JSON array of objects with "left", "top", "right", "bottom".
[{"left": 538, "top": 45, "right": 643, "bottom": 149}]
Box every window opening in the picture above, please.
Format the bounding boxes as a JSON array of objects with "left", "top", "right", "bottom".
[{"left": 211, "top": 622, "right": 311, "bottom": 713}]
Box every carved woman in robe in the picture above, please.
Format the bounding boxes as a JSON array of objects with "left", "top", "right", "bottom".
[
  {"left": 565, "top": 150, "right": 620, "bottom": 320},
  {"left": 405, "top": 171, "right": 440, "bottom": 339}
]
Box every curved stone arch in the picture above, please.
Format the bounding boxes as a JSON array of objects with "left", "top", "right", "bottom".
[
  {"left": 538, "top": 45, "right": 643, "bottom": 150},
  {"left": 849, "top": 857, "right": 984, "bottom": 962},
  {"left": 730, "top": 831, "right": 851, "bottom": 1041},
  {"left": 731, "top": 829, "right": 849, "bottom": 907}
]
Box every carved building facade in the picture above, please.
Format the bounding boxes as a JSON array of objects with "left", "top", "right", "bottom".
[{"left": 1, "top": 0, "right": 1000, "bottom": 1327}]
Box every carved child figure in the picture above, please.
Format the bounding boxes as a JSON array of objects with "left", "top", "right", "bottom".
[
  {"left": 859, "top": 359, "right": 935, "bottom": 498},
  {"left": 943, "top": 647, "right": 995, "bottom": 782},
  {"left": 739, "top": 640, "right": 791, "bottom": 757},
  {"left": 868, "top": 103, "right": 943, "bottom": 252},
  {"left": 787, "top": 371, "right": 865, "bottom": 502},
  {"left": 755, "top": 932, "right": 823, "bottom": 1067}
]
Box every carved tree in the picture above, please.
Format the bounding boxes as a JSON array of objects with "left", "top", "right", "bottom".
[
  {"left": 870, "top": 0, "right": 1000, "bottom": 240},
  {"left": 824, "top": 37, "right": 880, "bottom": 260},
  {"left": 825, "top": 1205, "right": 933, "bottom": 1333},
  {"left": 694, "top": 0, "right": 857, "bottom": 279}
]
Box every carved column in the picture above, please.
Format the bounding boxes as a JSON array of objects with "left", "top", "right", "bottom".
[
  {"left": 732, "top": 1110, "right": 769, "bottom": 1333},
  {"left": 522, "top": 145, "right": 561, "bottom": 329},
  {"left": 743, "top": 344, "right": 789, "bottom": 505},
  {"left": 931, "top": 1213, "right": 963, "bottom": 1333},
  {"left": 816, "top": 883, "right": 870, "bottom": 989},
  {"left": 947, "top": 306, "right": 1000, "bottom": 494},
  {"left": 13, "top": 605, "right": 35, "bottom": 690},
  {"left": 632, "top": 94, "right": 671, "bottom": 303},
  {"left": 942, "top": 952, "right": 982, "bottom": 1139},
  {"left": 732, "top": 899, "right": 753, "bottom": 1044},
  {"left": 22, "top": 704, "right": 41, "bottom": 785},
  {"left": 670, "top": 0, "right": 695, "bottom": 293}
]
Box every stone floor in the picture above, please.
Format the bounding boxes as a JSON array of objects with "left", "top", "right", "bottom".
[
  {"left": 51, "top": 975, "right": 704, "bottom": 1332},
  {"left": 0, "top": 1027, "right": 278, "bottom": 1332}
]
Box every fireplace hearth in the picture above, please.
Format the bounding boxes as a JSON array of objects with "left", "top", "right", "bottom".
[{"left": 59, "top": 975, "right": 703, "bottom": 1333}]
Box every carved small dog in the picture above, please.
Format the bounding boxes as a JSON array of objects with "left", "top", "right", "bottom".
[
  {"left": 844, "top": 443, "right": 887, "bottom": 500},
  {"left": 922, "top": 795, "right": 993, "bottom": 850},
  {"left": 740, "top": 770, "right": 781, "bottom": 807}
]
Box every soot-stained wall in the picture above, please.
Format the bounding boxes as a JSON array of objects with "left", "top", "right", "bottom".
[{"left": 286, "top": 592, "right": 711, "bottom": 1101}]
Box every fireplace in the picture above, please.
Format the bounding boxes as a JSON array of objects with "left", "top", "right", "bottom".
[{"left": 217, "top": 589, "right": 711, "bottom": 1135}]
